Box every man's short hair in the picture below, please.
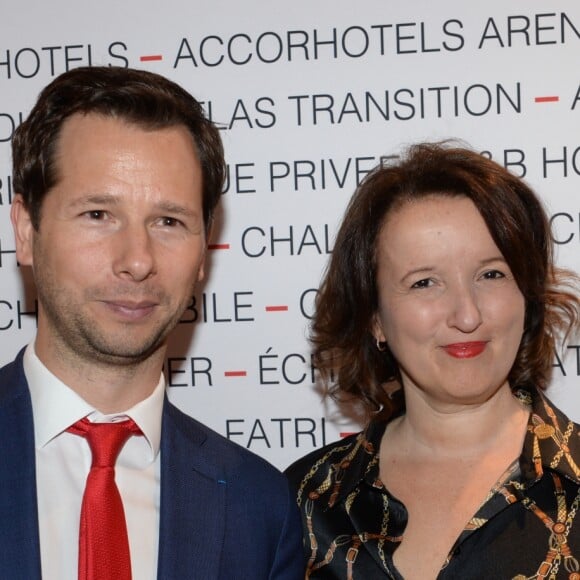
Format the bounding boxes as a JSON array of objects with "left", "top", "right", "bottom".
[{"left": 12, "top": 66, "right": 225, "bottom": 230}]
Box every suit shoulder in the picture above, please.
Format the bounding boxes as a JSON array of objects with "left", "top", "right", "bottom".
[
  {"left": 0, "top": 351, "right": 25, "bottom": 380},
  {"left": 0, "top": 350, "right": 27, "bottom": 405},
  {"left": 165, "top": 401, "right": 288, "bottom": 485}
]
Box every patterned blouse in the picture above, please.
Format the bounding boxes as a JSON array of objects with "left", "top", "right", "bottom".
[{"left": 285, "top": 389, "right": 580, "bottom": 579}]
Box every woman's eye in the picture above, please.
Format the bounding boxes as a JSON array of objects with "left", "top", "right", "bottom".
[
  {"left": 482, "top": 269, "right": 505, "bottom": 280},
  {"left": 411, "top": 278, "right": 433, "bottom": 289}
]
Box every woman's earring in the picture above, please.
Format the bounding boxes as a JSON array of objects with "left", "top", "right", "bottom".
[{"left": 376, "top": 339, "right": 388, "bottom": 352}]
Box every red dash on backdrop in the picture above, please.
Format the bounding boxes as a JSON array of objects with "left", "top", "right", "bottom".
[
  {"left": 140, "top": 55, "right": 163, "bottom": 62},
  {"left": 340, "top": 432, "right": 356, "bottom": 438},
  {"left": 224, "top": 371, "right": 247, "bottom": 377},
  {"left": 534, "top": 96, "right": 559, "bottom": 103},
  {"left": 265, "top": 305, "right": 288, "bottom": 312},
  {"left": 208, "top": 243, "right": 231, "bottom": 250}
]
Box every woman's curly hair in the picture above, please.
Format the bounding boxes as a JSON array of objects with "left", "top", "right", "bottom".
[{"left": 311, "top": 142, "right": 580, "bottom": 421}]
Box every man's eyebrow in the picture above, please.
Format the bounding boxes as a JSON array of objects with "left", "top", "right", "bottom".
[
  {"left": 67, "top": 196, "right": 199, "bottom": 217},
  {"left": 68, "top": 194, "right": 120, "bottom": 207},
  {"left": 154, "top": 201, "right": 199, "bottom": 217}
]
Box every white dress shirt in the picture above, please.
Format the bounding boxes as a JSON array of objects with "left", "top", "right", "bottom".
[{"left": 24, "top": 343, "right": 163, "bottom": 580}]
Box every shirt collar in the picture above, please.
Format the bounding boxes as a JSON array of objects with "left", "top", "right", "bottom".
[
  {"left": 24, "top": 343, "right": 164, "bottom": 462},
  {"left": 519, "top": 387, "right": 580, "bottom": 485},
  {"left": 321, "top": 420, "right": 386, "bottom": 510},
  {"left": 326, "top": 387, "right": 580, "bottom": 509}
]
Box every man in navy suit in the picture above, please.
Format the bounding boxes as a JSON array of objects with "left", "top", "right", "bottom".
[{"left": 3, "top": 66, "right": 303, "bottom": 579}]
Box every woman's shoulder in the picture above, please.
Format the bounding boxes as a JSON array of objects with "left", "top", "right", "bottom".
[
  {"left": 285, "top": 431, "right": 362, "bottom": 486},
  {"left": 284, "top": 421, "right": 387, "bottom": 504}
]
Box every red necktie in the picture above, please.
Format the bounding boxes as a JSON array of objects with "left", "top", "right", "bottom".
[{"left": 68, "top": 418, "right": 142, "bottom": 580}]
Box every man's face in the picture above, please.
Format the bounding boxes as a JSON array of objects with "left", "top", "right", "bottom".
[{"left": 12, "top": 113, "right": 206, "bottom": 368}]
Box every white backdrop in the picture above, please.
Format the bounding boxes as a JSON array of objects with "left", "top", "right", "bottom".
[{"left": 1, "top": 1, "right": 579, "bottom": 469}]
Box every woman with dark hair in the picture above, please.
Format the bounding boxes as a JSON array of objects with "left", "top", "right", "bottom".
[{"left": 286, "top": 143, "right": 580, "bottom": 579}]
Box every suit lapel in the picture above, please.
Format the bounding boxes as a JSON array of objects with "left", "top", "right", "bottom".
[
  {"left": 157, "top": 400, "right": 227, "bottom": 580},
  {"left": 0, "top": 352, "right": 41, "bottom": 580}
]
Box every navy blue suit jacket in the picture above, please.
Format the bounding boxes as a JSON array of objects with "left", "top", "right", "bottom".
[{"left": 0, "top": 350, "right": 304, "bottom": 579}]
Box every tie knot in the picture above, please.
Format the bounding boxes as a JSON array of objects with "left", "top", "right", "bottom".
[{"left": 68, "top": 417, "right": 142, "bottom": 468}]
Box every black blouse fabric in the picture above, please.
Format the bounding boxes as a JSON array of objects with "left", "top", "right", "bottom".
[{"left": 285, "top": 389, "right": 580, "bottom": 579}]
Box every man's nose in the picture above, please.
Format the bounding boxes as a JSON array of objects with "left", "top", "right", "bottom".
[{"left": 112, "top": 224, "right": 156, "bottom": 282}]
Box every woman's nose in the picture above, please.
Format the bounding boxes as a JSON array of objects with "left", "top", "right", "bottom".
[{"left": 447, "top": 285, "right": 483, "bottom": 333}]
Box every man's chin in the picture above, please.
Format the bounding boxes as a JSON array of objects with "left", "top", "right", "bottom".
[{"left": 85, "top": 337, "right": 167, "bottom": 366}]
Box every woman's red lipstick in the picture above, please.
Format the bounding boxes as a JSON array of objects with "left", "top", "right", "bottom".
[{"left": 442, "top": 341, "right": 487, "bottom": 358}]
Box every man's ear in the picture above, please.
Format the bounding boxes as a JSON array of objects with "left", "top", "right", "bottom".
[
  {"left": 198, "top": 219, "right": 216, "bottom": 283},
  {"left": 11, "top": 194, "right": 35, "bottom": 266},
  {"left": 194, "top": 228, "right": 207, "bottom": 284},
  {"left": 197, "top": 249, "right": 206, "bottom": 283}
]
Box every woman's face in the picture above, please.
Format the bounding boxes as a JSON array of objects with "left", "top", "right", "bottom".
[{"left": 372, "top": 195, "right": 526, "bottom": 408}]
